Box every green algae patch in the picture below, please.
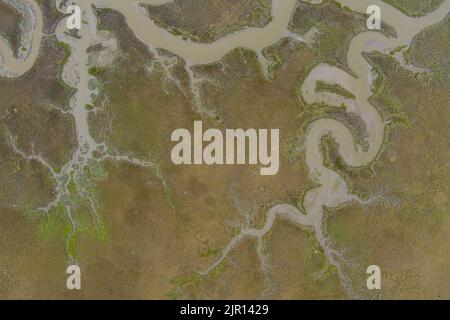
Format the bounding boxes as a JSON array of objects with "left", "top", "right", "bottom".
[
  {"left": 88, "top": 66, "right": 106, "bottom": 77},
  {"left": 289, "top": 0, "right": 396, "bottom": 72},
  {"left": 87, "top": 159, "right": 108, "bottom": 180},
  {"left": 405, "top": 14, "right": 450, "bottom": 88},
  {"left": 322, "top": 48, "right": 450, "bottom": 298},
  {"left": 382, "top": 0, "right": 444, "bottom": 17},
  {"left": 143, "top": 0, "right": 272, "bottom": 44},
  {"left": 316, "top": 80, "right": 356, "bottom": 99}
]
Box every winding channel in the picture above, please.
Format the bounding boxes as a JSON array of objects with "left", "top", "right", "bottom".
[{"left": 1, "top": 0, "right": 449, "bottom": 296}]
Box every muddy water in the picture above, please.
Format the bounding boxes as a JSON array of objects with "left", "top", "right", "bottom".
[
  {"left": 1, "top": 0, "right": 449, "bottom": 297},
  {"left": 96, "top": 0, "right": 298, "bottom": 64},
  {"left": 55, "top": 0, "right": 102, "bottom": 153},
  {"left": 301, "top": 0, "right": 450, "bottom": 227},
  {"left": 0, "top": 0, "right": 42, "bottom": 77},
  {"left": 297, "top": 1, "right": 449, "bottom": 294}
]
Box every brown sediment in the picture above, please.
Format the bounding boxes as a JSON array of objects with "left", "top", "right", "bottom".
[
  {"left": 289, "top": 0, "right": 396, "bottom": 73},
  {"left": 173, "top": 237, "right": 267, "bottom": 299},
  {"left": 262, "top": 219, "right": 346, "bottom": 299},
  {"left": 1, "top": 0, "right": 449, "bottom": 299},
  {"left": 0, "top": 31, "right": 80, "bottom": 285},
  {"left": 82, "top": 8, "right": 329, "bottom": 298},
  {"left": 324, "top": 46, "right": 450, "bottom": 298},
  {"left": 0, "top": 0, "right": 21, "bottom": 57},
  {"left": 85, "top": 9, "right": 241, "bottom": 298},
  {"left": 0, "top": 35, "right": 77, "bottom": 170},
  {"left": 143, "top": 0, "right": 272, "bottom": 43},
  {"left": 190, "top": 38, "right": 316, "bottom": 229},
  {"left": 405, "top": 13, "right": 450, "bottom": 88},
  {"left": 39, "top": 0, "right": 66, "bottom": 34},
  {"left": 0, "top": 207, "right": 70, "bottom": 299},
  {"left": 0, "top": 34, "right": 78, "bottom": 299}
]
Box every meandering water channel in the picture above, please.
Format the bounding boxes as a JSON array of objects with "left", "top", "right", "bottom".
[{"left": 1, "top": 0, "right": 449, "bottom": 297}]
